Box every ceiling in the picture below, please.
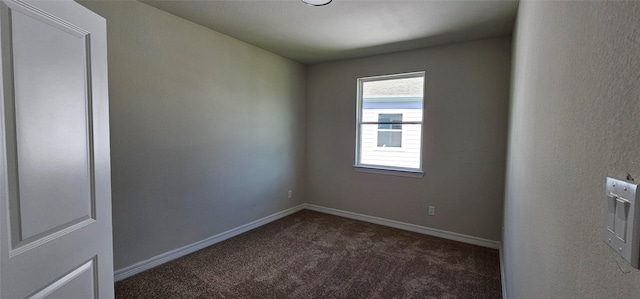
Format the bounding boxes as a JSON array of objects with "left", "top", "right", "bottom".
[{"left": 141, "top": 0, "right": 518, "bottom": 65}]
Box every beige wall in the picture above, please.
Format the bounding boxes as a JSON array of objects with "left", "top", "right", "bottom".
[
  {"left": 504, "top": 1, "right": 640, "bottom": 297},
  {"left": 79, "top": 1, "right": 306, "bottom": 271},
  {"left": 306, "top": 38, "right": 512, "bottom": 241}
]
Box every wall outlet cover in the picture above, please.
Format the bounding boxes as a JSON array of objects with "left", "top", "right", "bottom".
[{"left": 603, "top": 177, "right": 640, "bottom": 268}]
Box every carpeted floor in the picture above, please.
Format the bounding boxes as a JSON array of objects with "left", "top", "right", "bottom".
[{"left": 115, "top": 210, "right": 502, "bottom": 298}]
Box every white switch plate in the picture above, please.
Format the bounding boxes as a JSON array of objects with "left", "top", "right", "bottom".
[
  {"left": 604, "top": 177, "right": 640, "bottom": 268},
  {"left": 428, "top": 206, "right": 435, "bottom": 216}
]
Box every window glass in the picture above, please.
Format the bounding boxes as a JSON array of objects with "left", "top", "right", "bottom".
[{"left": 377, "top": 114, "right": 402, "bottom": 147}]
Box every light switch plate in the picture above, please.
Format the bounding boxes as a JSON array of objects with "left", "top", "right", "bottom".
[{"left": 604, "top": 177, "right": 640, "bottom": 268}]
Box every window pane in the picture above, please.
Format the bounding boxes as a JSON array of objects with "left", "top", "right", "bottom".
[
  {"left": 360, "top": 124, "right": 422, "bottom": 169},
  {"left": 362, "top": 77, "right": 424, "bottom": 111},
  {"left": 378, "top": 113, "right": 402, "bottom": 122},
  {"left": 378, "top": 114, "right": 402, "bottom": 130},
  {"left": 377, "top": 131, "right": 401, "bottom": 147}
]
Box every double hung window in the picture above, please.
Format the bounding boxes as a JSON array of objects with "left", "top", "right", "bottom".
[{"left": 355, "top": 72, "right": 425, "bottom": 174}]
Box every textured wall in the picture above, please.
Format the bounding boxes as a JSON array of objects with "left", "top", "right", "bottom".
[
  {"left": 503, "top": 1, "right": 640, "bottom": 297},
  {"left": 306, "top": 38, "right": 511, "bottom": 241},
  {"left": 79, "top": 1, "right": 306, "bottom": 270}
]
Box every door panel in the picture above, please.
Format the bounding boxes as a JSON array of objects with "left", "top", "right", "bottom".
[
  {"left": 0, "top": 1, "right": 113, "bottom": 298},
  {"left": 11, "top": 3, "right": 94, "bottom": 243},
  {"left": 28, "top": 258, "right": 97, "bottom": 299}
]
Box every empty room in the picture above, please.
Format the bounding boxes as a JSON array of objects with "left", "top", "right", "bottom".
[{"left": 0, "top": 0, "right": 638, "bottom": 298}]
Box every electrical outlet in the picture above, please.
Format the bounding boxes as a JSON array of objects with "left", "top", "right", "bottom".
[
  {"left": 288, "top": 190, "right": 292, "bottom": 199},
  {"left": 428, "top": 206, "right": 435, "bottom": 216}
]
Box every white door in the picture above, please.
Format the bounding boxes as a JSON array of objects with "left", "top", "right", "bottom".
[{"left": 0, "top": 0, "right": 114, "bottom": 298}]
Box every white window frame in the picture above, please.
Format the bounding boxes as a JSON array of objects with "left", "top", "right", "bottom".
[{"left": 354, "top": 71, "right": 425, "bottom": 178}]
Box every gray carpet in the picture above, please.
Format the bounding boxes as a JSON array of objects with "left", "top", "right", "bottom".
[{"left": 115, "top": 210, "right": 502, "bottom": 298}]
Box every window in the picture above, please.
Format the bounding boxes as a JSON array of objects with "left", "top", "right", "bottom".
[
  {"left": 355, "top": 72, "right": 424, "bottom": 175},
  {"left": 377, "top": 114, "right": 402, "bottom": 147}
]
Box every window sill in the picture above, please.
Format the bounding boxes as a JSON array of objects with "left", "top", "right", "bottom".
[{"left": 353, "top": 165, "right": 424, "bottom": 178}]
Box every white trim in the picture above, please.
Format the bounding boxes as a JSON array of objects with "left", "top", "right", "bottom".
[
  {"left": 303, "top": 204, "right": 500, "bottom": 249},
  {"left": 499, "top": 244, "right": 507, "bottom": 299},
  {"left": 114, "top": 203, "right": 503, "bottom": 283},
  {"left": 113, "top": 204, "right": 305, "bottom": 281},
  {"left": 353, "top": 165, "right": 424, "bottom": 178}
]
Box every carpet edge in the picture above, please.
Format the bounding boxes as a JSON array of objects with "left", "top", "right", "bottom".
[
  {"left": 114, "top": 203, "right": 504, "bottom": 295},
  {"left": 303, "top": 204, "right": 501, "bottom": 249},
  {"left": 113, "top": 204, "right": 306, "bottom": 281}
]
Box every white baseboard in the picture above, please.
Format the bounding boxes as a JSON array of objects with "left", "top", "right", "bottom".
[
  {"left": 303, "top": 204, "right": 500, "bottom": 249},
  {"left": 114, "top": 203, "right": 502, "bottom": 283},
  {"left": 113, "top": 204, "right": 305, "bottom": 281}
]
